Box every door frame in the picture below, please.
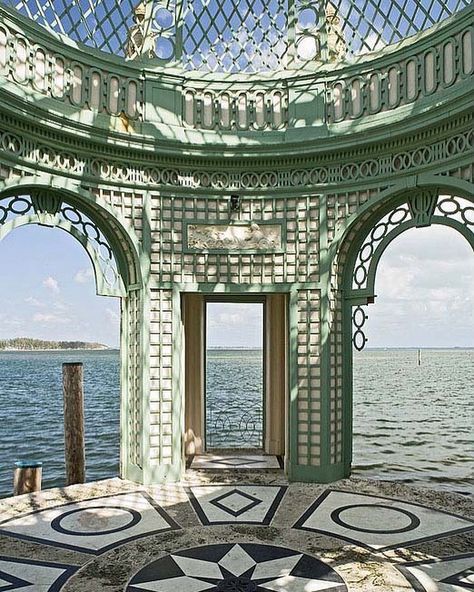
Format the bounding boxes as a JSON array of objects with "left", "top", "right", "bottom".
[{"left": 182, "top": 291, "right": 288, "bottom": 459}]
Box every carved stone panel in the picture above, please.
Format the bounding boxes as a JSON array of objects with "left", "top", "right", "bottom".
[{"left": 186, "top": 222, "right": 283, "bottom": 252}]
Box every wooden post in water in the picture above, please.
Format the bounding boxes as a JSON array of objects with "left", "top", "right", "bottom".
[
  {"left": 62, "top": 362, "right": 85, "bottom": 485},
  {"left": 417, "top": 349, "right": 422, "bottom": 366}
]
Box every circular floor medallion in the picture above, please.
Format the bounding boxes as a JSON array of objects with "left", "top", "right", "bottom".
[
  {"left": 126, "top": 542, "right": 347, "bottom": 592},
  {"left": 51, "top": 506, "right": 141, "bottom": 536},
  {"left": 331, "top": 504, "right": 420, "bottom": 534}
]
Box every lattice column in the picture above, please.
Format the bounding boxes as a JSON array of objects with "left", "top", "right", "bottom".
[
  {"left": 147, "top": 288, "right": 183, "bottom": 479},
  {"left": 291, "top": 289, "right": 322, "bottom": 475},
  {"left": 123, "top": 288, "right": 143, "bottom": 472}
]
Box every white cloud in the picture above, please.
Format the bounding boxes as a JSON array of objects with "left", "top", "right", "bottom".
[
  {"left": 33, "top": 312, "right": 70, "bottom": 324},
  {"left": 367, "top": 226, "right": 474, "bottom": 347},
  {"left": 105, "top": 307, "right": 120, "bottom": 325},
  {"left": 42, "top": 276, "right": 60, "bottom": 294},
  {"left": 25, "top": 296, "right": 44, "bottom": 307},
  {"left": 74, "top": 268, "right": 94, "bottom": 284}
]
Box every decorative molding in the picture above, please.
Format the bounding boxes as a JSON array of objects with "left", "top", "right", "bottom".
[
  {"left": 408, "top": 189, "right": 438, "bottom": 227},
  {"left": 186, "top": 222, "right": 282, "bottom": 252},
  {"left": 0, "top": 124, "right": 471, "bottom": 191}
]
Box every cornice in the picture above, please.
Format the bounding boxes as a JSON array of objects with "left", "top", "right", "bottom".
[{"left": 0, "top": 86, "right": 472, "bottom": 171}]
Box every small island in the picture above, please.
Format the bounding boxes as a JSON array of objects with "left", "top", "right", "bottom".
[{"left": 0, "top": 338, "right": 110, "bottom": 351}]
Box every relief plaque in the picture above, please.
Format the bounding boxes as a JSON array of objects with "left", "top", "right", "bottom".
[{"left": 186, "top": 222, "right": 282, "bottom": 251}]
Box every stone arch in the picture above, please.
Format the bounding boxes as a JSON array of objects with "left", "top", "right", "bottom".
[
  {"left": 326, "top": 180, "right": 474, "bottom": 476},
  {"left": 0, "top": 178, "right": 146, "bottom": 483}
]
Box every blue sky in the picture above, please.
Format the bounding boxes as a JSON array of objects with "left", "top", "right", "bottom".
[
  {"left": 0, "top": 223, "right": 472, "bottom": 348},
  {"left": 0, "top": 226, "right": 120, "bottom": 347}
]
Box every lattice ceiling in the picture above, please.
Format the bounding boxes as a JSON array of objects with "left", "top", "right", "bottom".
[{"left": 1, "top": 0, "right": 470, "bottom": 71}]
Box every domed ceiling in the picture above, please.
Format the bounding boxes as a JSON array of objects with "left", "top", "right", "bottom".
[{"left": 1, "top": 0, "right": 470, "bottom": 72}]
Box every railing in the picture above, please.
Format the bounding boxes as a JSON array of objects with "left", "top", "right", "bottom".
[
  {"left": 206, "top": 400, "right": 263, "bottom": 449},
  {"left": 326, "top": 24, "right": 473, "bottom": 123},
  {"left": 182, "top": 86, "right": 288, "bottom": 131},
  {"left": 0, "top": 4, "right": 471, "bottom": 133},
  {"left": 0, "top": 8, "right": 143, "bottom": 120}
]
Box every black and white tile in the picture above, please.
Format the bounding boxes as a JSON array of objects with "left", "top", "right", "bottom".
[
  {"left": 294, "top": 490, "right": 474, "bottom": 551},
  {"left": 187, "top": 485, "right": 287, "bottom": 525},
  {"left": 0, "top": 491, "right": 180, "bottom": 555},
  {"left": 126, "top": 543, "right": 348, "bottom": 592},
  {"left": 190, "top": 455, "right": 282, "bottom": 470},
  {"left": 399, "top": 554, "right": 474, "bottom": 592},
  {"left": 0, "top": 556, "right": 77, "bottom": 591}
]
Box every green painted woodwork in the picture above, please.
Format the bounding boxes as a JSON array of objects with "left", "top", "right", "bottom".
[{"left": 0, "top": 3, "right": 472, "bottom": 486}]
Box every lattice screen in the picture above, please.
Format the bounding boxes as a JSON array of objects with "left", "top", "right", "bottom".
[
  {"left": 2, "top": 0, "right": 470, "bottom": 61},
  {"left": 332, "top": 0, "right": 470, "bottom": 55},
  {"left": 182, "top": 0, "right": 288, "bottom": 72}
]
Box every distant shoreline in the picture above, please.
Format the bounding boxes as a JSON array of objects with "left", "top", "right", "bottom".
[
  {"left": 0, "top": 347, "right": 116, "bottom": 352},
  {"left": 0, "top": 338, "right": 113, "bottom": 351}
]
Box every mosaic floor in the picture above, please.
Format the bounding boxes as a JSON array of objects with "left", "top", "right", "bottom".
[
  {"left": 188, "top": 454, "right": 283, "bottom": 470},
  {"left": 0, "top": 475, "right": 472, "bottom": 591}
]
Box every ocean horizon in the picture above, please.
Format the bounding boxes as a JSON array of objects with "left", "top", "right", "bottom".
[{"left": 0, "top": 347, "right": 472, "bottom": 497}]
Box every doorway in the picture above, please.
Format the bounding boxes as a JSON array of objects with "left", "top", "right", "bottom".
[
  {"left": 205, "top": 300, "right": 264, "bottom": 451},
  {"left": 182, "top": 293, "right": 287, "bottom": 465}
]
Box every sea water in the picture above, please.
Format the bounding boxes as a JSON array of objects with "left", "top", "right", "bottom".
[{"left": 0, "top": 348, "right": 472, "bottom": 497}]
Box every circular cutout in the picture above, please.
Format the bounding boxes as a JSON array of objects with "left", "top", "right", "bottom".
[
  {"left": 155, "top": 7, "right": 174, "bottom": 29},
  {"left": 298, "top": 7, "right": 318, "bottom": 30},
  {"left": 9, "top": 197, "right": 32, "bottom": 215},
  {"left": 51, "top": 506, "right": 141, "bottom": 536},
  {"left": 127, "top": 543, "right": 347, "bottom": 591},
  {"left": 331, "top": 504, "right": 420, "bottom": 534},
  {"left": 155, "top": 36, "right": 174, "bottom": 60},
  {"left": 297, "top": 34, "right": 320, "bottom": 60}
]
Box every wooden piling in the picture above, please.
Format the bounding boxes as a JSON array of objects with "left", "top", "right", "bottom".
[
  {"left": 62, "top": 362, "right": 85, "bottom": 485},
  {"left": 417, "top": 349, "right": 422, "bottom": 366},
  {"left": 13, "top": 461, "right": 42, "bottom": 495}
]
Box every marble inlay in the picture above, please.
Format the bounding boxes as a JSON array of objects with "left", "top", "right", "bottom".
[
  {"left": 398, "top": 553, "right": 474, "bottom": 592},
  {"left": 0, "top": 555, "right": 77, "bottom": 591},
  {"left": 126, "top": 543, "right": 348, "bottom": 592},
  {"left": 187, "top": 485, "right": 287, "bottom": 525},
  {"left": 190, "top": 455, "right": 282, "bottom": 470},
  {"left": 294, "top": 490, "right": 474, "bottom": 551},
  {"left": 0, "top": 491, "right": 180, "bottom": 554}
]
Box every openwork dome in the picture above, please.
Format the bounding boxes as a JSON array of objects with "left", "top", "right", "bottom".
[{"left": 1, "top": 0, "right": 470, "bottom": 72}]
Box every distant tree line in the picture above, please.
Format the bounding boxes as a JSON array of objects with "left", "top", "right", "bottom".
[{"left": 0, "top": 338, "right": 108, "bottom": 350}]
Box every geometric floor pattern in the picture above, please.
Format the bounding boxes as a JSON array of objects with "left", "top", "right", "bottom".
[
  {"left": 0, "top": 491, "right": 180, "bottom": 555},
  {"left": 0, "top": 555, "right": 77, "bottom": 591},
  {"left": 187, "top": 485, "right": 287, "bottom": 525},
  {"left": 126, "top": 543, "right": 348, "bottom": 592},
  {"left": 0, "top": 479, "right": 472, "bottom": 591},
  {"left": 398, "top": 553, "right": 474, "bottom": 592},
  {"left": 190, "top": 455, "right": 282, "bottom": 470},
  {"left": 294, "top": 489, "right": 474, "bottom": 552}
]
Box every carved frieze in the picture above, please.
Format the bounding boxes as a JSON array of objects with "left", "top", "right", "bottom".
[{"left": 186, "top": 222, "right": 282, "bottom": 251}]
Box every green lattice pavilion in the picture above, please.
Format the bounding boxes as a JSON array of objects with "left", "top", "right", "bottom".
[{"left": 0, "top": 0, "right": 472, "bottom": 485}]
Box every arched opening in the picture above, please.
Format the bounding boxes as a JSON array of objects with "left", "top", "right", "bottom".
[
  {"left": 338, "top": 190, "right": 474, "bottom": 494},
  {"left": 0, "top": 225, "right": 120, "bottom": 495},
  {"left": 0, "top": 187, "right": 143, "bottom": 495},
  {"left": 352, "top": 225, "right": 474, "bottom": 494}
]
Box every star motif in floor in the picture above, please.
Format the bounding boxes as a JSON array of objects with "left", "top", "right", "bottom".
[{"left": 127, "top": 543, "right": 347, "bottom": 592}]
